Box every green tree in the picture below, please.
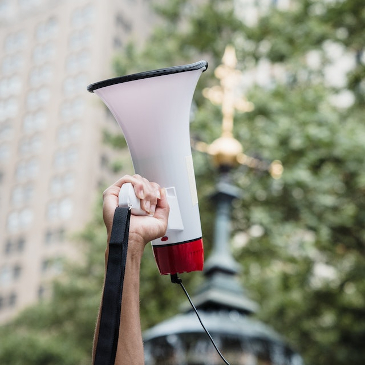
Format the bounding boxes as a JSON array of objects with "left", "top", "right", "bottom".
[{"left": 115, "top": 0, "right": 365, "bottom": 364}]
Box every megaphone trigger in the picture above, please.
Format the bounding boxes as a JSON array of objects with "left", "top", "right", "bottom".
[{"left": 119, "top": 183, "right": 184, "bottom": 231}]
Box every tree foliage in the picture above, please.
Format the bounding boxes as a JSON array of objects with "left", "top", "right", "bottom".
[
  {"left": 1, "top": 1, "right": 364, "bottom": 364},
  {"left": 115, "top": 1, "right": 365, "bottom": 364}
]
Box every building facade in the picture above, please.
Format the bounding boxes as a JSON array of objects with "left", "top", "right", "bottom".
[{"left": 0, "top": 0, "right": 155, "bottom": 323}]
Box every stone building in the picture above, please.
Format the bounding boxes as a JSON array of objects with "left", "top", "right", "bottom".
[{"left": 0, "top": 0, "right": 156, "bottom": 323}]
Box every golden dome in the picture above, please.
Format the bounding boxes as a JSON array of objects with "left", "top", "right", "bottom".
[{"left": 208, "top": 135, "right": 243, "bottom": 167}]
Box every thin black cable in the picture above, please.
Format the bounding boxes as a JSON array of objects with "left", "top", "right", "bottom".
[{"left": 171, "top": 274, "right": 230, "bottom": 365}]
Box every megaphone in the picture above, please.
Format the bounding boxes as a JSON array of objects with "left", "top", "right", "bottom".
[{"left": 87, "top": 60, "right": 208, "bottom": 275}]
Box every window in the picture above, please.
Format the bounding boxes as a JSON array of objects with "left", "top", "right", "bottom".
[
  {"left": 57, "top": 123, "right": 80, "bottom": 144},
  {"left": 15, "top": 159, "right": 39, "bottom": 181},
  {"left": 12, "top": 184, "right": 34, "bottom": 205},
  {"left": 7, "top": 209, "right": 33, "bottom": 232},
  {"left": 56, "top": 126, "right": 68, "bottom": 144},
  {"left": 23, "top": 111, "right": 46, "bottom": 133},
  {"left": 65, "top": 147, "right": 77, "bottom": 164},
  {"left": 13, "top": 265, "right": 21, "bottom": 279},
  {"left": 71, "top": 5, "right": 94, "bottom": 27},
  {"left": 100, "top": 154, "right": 109, "bottom": 168},
  {"left": 47, "top": 198, "right": 73, "bottom": 220},
  {"left": 115, "top": 13, "right": 132, "bottom": 33},
  {"left": 33, "top": 42, "right": 56, "bottom": 64},
  {"left": 0, "top": 265, "right": 11, "bottom": 285},
  {"left": 0, "top": 292, "right": 18, "bottom": 311},
  {"left": 0, "top": 265, "right": 21, "bottom": 288},
  {"left": 4, "top": 31, "right": 27, "bottom": 53},
  {"left": 0, "top": 0, "right": 11, "bottom": 19},
  {"left": 8, "top": 292, "right": 17, "bottom": 306},
  {"left": 0, "top": 144, "right": 10, "bottom": 162},
  {"left": 59, "top": 228, "right": 65, "bottom": 241},
  {"left": 68, "top": 28, "right": 92, "bottom": 50},
  {"left": 19, "top": 135, "right": 42, "bottom": 155},
  {"left": 60, "top": 99, "right": 84, "bottom": 119},
  {"left": 44, "top": 228, "right": 65, "bottom": 244},
  {"left": 36, "top": 17, "right": 58, "bottom": 41},
  {"left": 45, "top": 230, "right": 52, "bottom": 244},
  {"left": 29, "top": 65, "right": 53, "bottom": 87},
  {"left": 18, "top": 237, "right": 25, "bottom": 251},
  {"left": 50, "top": 173, "right": 75, "bottom": 194},
  {"left": 12, "top": 186, "right": 23, "bottom": 204},
  {"left": 113, "top": 37, "right": 123, "bottom": 49},
  {"left": 19, "top": 0, "right": 41, "bottom": 9},
  {"left": 63, "top": 74, "right": 87, "bottom": 96},
  {"left": 66, "top": 51, "right": 90, "bottom": 73},
  {"left": 63, "top": 172, "right": 74, "bottom": 191},
  {"left": 41, "top": 257, "right": 63, "bottom": 275},
  {"left": 0, "top": 123, "right": 13, "bottom": 139},
  {"left": 3, "top": 237, "right": 26, "bottom": 256},
  {"left": 1, "top": 54, "right": 23, "bottom": 75},
  {"left": 4, "top": 240, "right": 12, "bottom": 254},
  {"left": 53, "top": 151, "right": 64, "bottom": 169},
  {"left": 0, "top": 76, "right": 22, "bottom": 97},
  {"left": 38, "top": 285, "right": 45, "bottom": 299},
  {"left": 26, "top": 88, "right": 50, "bottom": 110},
  {"left": 47, "top": 201, "right": 58, "bottom": 220},
  {"left": 41, "top": 259, "right": 50, "bottom": 272},
  {"left": 0, "top": 98, "right": 19, "bottom": 120},
  {"left": 59, "top": 198, "right": 73, "bottom": 219},
  {"left": 50, "top": 176, "right": 61, "bottom": 194}
]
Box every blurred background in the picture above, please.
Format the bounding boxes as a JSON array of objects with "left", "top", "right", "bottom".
[{"left": 0, "top": 0, "right": 364, "bottom": 364}]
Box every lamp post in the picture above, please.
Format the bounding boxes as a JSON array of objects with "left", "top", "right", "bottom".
[{"left": 144, "top": 47, "right": 301, "bottom": 365}]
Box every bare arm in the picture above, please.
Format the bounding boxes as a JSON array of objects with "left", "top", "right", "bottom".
[{"left": 93, "top": 174, "right": 169, "bottom": 365}]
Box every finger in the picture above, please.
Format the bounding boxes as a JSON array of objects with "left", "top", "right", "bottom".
[
  {"left": 111, "top": 174, "right": 145, "bottom": 200},
  {"left": 140, "top": 178, "right": 154, "bottom": 214},
  {"left": 143, "top": 178, "right": 159, "bottom": 205},
  {"left": 107, "top": 175, "right": 162, "bottom": 215},
  {"left": 132, "top": 175, "right": 146, "bottom": 200},
  {"left": 148, "top": 183, "right": 161, "bottom": 216},
  {"left": 154, "top": 188, "right": 170, "bottom": 223},
  {"left": 150, "top": 182, "right": 161, "bottom": 199}
]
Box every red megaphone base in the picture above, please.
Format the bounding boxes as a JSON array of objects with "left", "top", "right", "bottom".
[{"left": 153, "top": 238, "right": 204, "bottom": 275}]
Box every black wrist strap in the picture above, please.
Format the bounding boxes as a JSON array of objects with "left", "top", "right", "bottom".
[{"left": 94, "top": 207, "right": 131, "bottom": 365}]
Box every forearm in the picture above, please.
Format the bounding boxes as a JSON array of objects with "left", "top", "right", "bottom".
[
  {"left": 93, "top": 237, "right": 145, "bottom": 365},
  {"left": 115, "top": 246, "right": 144, "bottom": 365}
]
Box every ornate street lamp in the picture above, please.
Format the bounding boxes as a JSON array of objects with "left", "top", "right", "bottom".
[{"left": 144, "top": 47, "right": 301, "bottom": 365}]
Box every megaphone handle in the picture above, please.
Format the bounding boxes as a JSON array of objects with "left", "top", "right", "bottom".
[
  {"left": 118, "top": 183, "right": 147, "bottom": 216},
  {"left": 119, "top": 183, "right": 184, "bottom": 231}
]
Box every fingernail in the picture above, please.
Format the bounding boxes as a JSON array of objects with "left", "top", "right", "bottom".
[
  {"left": 145, "top": 200, "right": 150, "bottom": 213},
  {"left": 138, "top": 190, "right": 145, "bottom": 199},
  {"left": 150, "top": 204, "right": 156, "bottom": 215},
  {"left": 156, "top": 190, "right": 161, "bottom": 199},
  {"left": 161, "top": 188, "right": 166, "bottom": 198}
]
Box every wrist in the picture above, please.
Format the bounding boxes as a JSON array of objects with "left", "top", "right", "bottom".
[
  {"left": 127, "top": 232, "right": 148, "bottom": 259},
  {"left": 104, "top": 233, "right": 145, "bottom": 269}
]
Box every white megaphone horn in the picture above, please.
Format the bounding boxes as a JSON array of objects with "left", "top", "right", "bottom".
[{"left": 87, "top": 60, "right": 208, "bottom": 275}]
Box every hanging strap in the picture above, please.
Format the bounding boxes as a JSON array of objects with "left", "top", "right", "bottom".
[{"left": 94, "top": 207, "right": 131, "bottom": 365}]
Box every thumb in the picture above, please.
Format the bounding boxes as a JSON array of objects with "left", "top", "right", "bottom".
[{"left": 154, "top": 188, "right": 170, "bottom": 224}]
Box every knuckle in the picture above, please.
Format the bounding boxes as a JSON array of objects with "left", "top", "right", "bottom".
[
  {"left": 135, "top": 180, "right": 144, "bottom": 189},
  {"left": 151, "top": 182, "right": 160, "bottom": 189}
]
